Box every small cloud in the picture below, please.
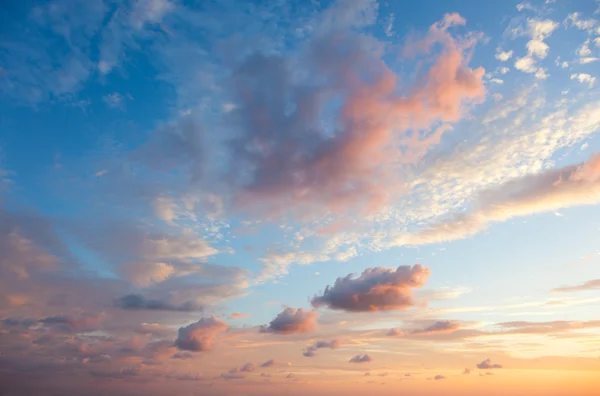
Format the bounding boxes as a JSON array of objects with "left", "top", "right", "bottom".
[
  {"left": 95, "top": 170, "right": 108, "bottom": 177},
  {"left": 476, "top": 359, "right": 503, "bottom": 369},
  {"left": 463, "top": 368, "right": 472, "bottom": 374},
  {"left": 349, "top": 354, "right": 373, "bottom": 363},
  {"left": 551, "top": 279, "right": 600, "bottom": 293},
  {"left": 496, "top": 50, "right": 513, "bottom": 61},
  {"left": 571, "top": 73, "right": 596, "bottom": 87},
  {"left": 260, "top": 308, "right": 318, "bottom": 334},
  {"left": 261, "top": 359, "right": 276, "bottom": 368},
  {"left": 240, "top": 363, "right": 256, "bottom": 373},
  {"left": 175, "top": 316, "right": 228, "bottom": 351},
  {"left": 434, "top": 375, "right": 446, "bottom": 380},
  {"left": 229, "top": 312, "right": 250, "bottom": 319},
  {"left": 303, "top": 339, "right": 341, "bottom": 357}
]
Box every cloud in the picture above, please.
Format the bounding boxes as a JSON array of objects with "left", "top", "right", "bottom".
[
  {"left": 434, "top": 375, "right": 446, "bottom": 380},
  {"left": 476, "top": 359, "right": 503, "bottom": 369},
  {"left": 349, "top": 354, "right": 373, "bottom": 363},
  {"left": 174, "top": 316, "right": 228, "bottom": 351},
  {"left": 463, "top": 368, "right": 472, "bottom": 374},
  {"left": 261, "top": 308, "right": 318, "bottom": 334},
  {"left": 220, "top": 372, "right": 245, "bottom": 380},
  {"left": 411, "top": 320, "right": 461, "bottom": 335},
  {"left": 115, "top": 294, "right": 202, "bottom": 312},
  {"left": 229, "top": 312, "right": 251, "bottom": 319},
  {"left": 239, "top": 363, "right": 256, "bottom": 372},
  {"left": 171, "top": 351, "right": 194, "bottom": 360},
  {"left": 261, "top": 359, "right": 276, "bottom": 368},
  {"left": 303, "top": 339, "right": 341, "bottom": 357},
  {"left": 387, "top": 328, "right": 405, "bottom": 337},
  {"left": 224, "top": 11, "right": 485, "bottom": 217},
  {"left": 118, "top": 262, "right": 175, "bottom": 288},
  {"left": 311, "top": 265, "right": 430, "bottom": 312},
  {"left": 551, "top": 279, "right": 600, "bottom": 293},
  {"left": 395, "top": 153, "right": 600, "bottom": 245},
  {"left": 495, "top": 50, "right": 513, "bottom": 61},
  {"left": 513, "top": 18, "right": 558, "bottom": 79},
  {"left": 570, "top": 73, "right": 596, "bottom": 87}
]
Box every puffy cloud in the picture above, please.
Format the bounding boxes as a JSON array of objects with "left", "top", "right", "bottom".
[
  {"left": 571, "top": 73, "right": 596, "bottom": 87},
  {"left": 551, "top": 279, "right": 600, "bottom": 293},
  {"left": 476, "top": 359, "right": 503, "bottom": 369},
  {"left": 260, "top": 308, "right": 318, "bottom": 334},
  {"left": 349, "top": 354, "right": 373, "bottom": 363},
  {"left": 495, "top": 50, "right": 513, "bottom": 61},
  {"left": 303, "top": 339, "right": 341, "bottom": 357},
  {"left": 261, "top": 359, "right": 276, "bottom": 368},
  {"left": 225, "top": 11, "right": 485, "bottom": 217},
  {"left": 174, "top": 316, "right": 228, "bottom": 351},
  {"left": 311, "top": 265, "right": 430, "bottom": 312},
  {"left": 239, "top": 363, "right": 256, "bottom": 372}
]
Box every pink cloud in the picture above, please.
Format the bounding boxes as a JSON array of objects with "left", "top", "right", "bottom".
[
  {"left": 260, "top": 308, "right": 318, "bottom": 334},
  {"left": 174, "top": 316, "right": 228, "bottom": 351},
  {"left": 349, "top": 354, "right": 373, "bottom": 363},
  {"left": 311, "top": 265, "right": 430, "bottom": 312}
]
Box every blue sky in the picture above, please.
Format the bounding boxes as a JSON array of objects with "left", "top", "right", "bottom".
[{"left": 1, "top": 1, "right": 600, "bottom": 395}]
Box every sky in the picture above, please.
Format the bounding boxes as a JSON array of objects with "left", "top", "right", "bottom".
[{"left": 1, "top": 0, "right": 600, "bottom": 395}]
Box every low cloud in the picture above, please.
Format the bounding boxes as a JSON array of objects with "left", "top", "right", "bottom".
[
  {"left": 434, "top": 375, "right": 446, "bottom": 380},
  {"left": 261, "top": 359, "right": 276, "bottom": 368},
  {"left": 476, "top": 359, "right": 503, "bottom": 369},
  {"left": 260, "top": 308, "right": 318, "bottom": 334},
  {"left": 349, "top": 354, "right": 373, "bottom": 363},
  {"left": 175, "top": 316, "right": 228, "bottom": 351},
  {"left": 411, "top": 320, "right": 460, "bottom": 335},
  {"left": 115, "top": 294, "right": 203, "bottom": 312},
  {"left": 311, "top": 265, "right": 430, "bottom": 312},
  {"left": 303, "top": 339, "right": 341, "bottom": 357},
  {"left": 551, "top": 279, "right": 600, "bottom": 293},
  {"left": 239, "top": 363, "right": 256, "bottom": 373}
]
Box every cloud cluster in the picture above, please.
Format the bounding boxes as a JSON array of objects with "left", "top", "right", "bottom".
[
  {"left": 396, "top": 153, "right": 600, "bottom": 245},
  {"left": 260, "top": 308, "right": 318, "bottom": 334},
  {"left": 311, "top": 265, "right": 430, "bottom": 311},
  {"left": 175, "top": 316, "right": 228, "bottom": 351},
  {"left": 349, "top": 354, "right": 373, "bottom": 363},
  {"left": 303, "top": 339, "right": 341, "bottom": 357},
  {"left": 476, "top": 359, "right": 503, "bottom": 369}
]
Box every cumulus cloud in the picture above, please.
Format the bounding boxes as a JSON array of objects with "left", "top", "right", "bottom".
[
  {"left": 260, "top": 308, "right": 318, "bottom": 334},
  {"left": 513, "top": 18, "right": 558, "bottom": 79},
  {"left": 239, "top": 363, "right": 256, "bottom": 372},
  {"left": 303, "top": 339, "right": 341, "bottom": 357},
  {"left": 551, "top": 279, "right": 600, "bottom": 293},
  {"left": 495, "top": 50, "right": 513, "bottom": 61},
  {"left": 476, "top": 359, "right": 503, "bottom": 369},
  {"left": 225, "top": 11, "right": 485, "bottom": 217},
  {"left": 261, "top": 359, "right": 276, "bottom": 368},
  {"left": 571, "top": 73, "right": 596, "bottom": 87},
  {"left": 175, "top": 316, "right": 228, "bottom": 351},
  {"left": 349, "top": 354, "right": 373, "bottom": 363},
  {"left": 311, "top": 265, "right": 430, "bottom": 312}
]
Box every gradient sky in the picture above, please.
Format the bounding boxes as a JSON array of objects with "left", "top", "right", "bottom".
[{"left": 1, "top": 0, "right": 600, "bottom": 395}]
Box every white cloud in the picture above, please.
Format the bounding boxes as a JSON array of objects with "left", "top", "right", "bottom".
[
  {"left": 489, "top": 78, "right": 504, "bottom": 84},
  {"left": 579, "top": 57, "right": 599, "bottom": 64},
  {"left": 566, "top": 13, "right": 597, "bottom": 31},
  {"left": 515, "top": 56, "right": 537, "bottom": 73},
  {"left": 495, "top": 50, "right": 513, "bottom": 61},
  {"left": 526, "top": 39, "right": 549, "bottom": 59},
  {"left": 577, "top": 40, "right": 592, "bottom": 57},
  {"left": 499, "top": 67, "right": 510, "bottom": 74},
  {"left": 570, "top": 73, "right": 597, "bottom": 87}
]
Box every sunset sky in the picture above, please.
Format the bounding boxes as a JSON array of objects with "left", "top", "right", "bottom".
[{"left": 1, "top": 0, "right": 600, "bottom": 395}]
